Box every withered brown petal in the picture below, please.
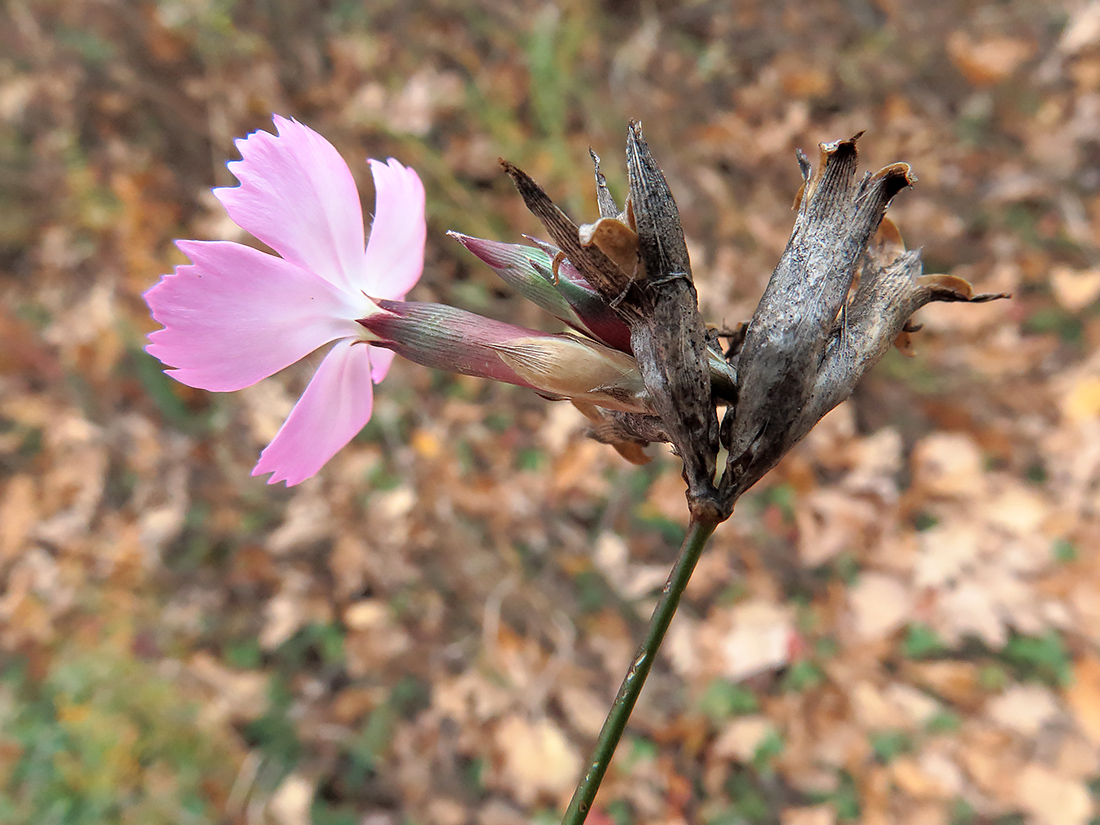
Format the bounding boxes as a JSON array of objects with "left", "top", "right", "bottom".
[{"left": 578, "top": 217, "right": 643, "bottom": 280}]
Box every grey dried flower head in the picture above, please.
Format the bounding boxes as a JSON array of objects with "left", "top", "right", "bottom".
[
  {"left": 720, "top": 135, "right": 1007, "bottom": 497},
  {"left": 502, "top": 126, "right": 1007, "bottom": 522}
]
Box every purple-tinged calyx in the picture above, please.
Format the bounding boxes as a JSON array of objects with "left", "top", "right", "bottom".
[{"left": 359, "top": 300, "right": 651, "bottom": 414}]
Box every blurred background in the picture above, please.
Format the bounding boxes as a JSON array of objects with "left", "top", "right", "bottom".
[{"left": 3, "top": 1, "right": 1100, "bottom": 823}]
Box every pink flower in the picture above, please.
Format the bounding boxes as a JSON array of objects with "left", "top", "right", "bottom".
[{"left": 145, "top": 116, "right": 426, "bottom": 485}]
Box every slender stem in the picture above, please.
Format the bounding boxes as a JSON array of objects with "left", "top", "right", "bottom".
[{"left": 561, "top": 516, "right": 720, "bottom": 825}]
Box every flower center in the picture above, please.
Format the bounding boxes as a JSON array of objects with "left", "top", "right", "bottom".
[{"left": 353, "top": 292, "right": 387, "bottom": 343}]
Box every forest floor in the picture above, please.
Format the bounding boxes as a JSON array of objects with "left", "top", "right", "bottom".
[{"left": 3, "top": 1, "right": 1100, "bottom": 824}]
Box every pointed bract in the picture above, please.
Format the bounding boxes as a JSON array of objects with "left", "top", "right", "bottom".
[{"left": 788, "top": 253, "right": 1010, "bottom": 450}]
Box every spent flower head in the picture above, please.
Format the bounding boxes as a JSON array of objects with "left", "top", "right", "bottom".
[{"left": 501, "top": 124, "right": 1008, "bottom": 519}]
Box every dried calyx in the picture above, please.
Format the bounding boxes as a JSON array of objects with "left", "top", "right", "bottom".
[{"left": 501, "top": 125, "right": 1007, "bottom": 522}]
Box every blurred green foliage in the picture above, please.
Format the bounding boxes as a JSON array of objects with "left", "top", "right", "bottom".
[
  {"left": 998, "top": 631, "right": 1073, "bottom": 687},
  {"left": 698, "top": 678, "right": 760, "bottom": 721},
  {"left": 781, "top": 660, "right": 824, "bottom": 693},
  {"left": 1052, "top": 539, "right": 1079, "bottom": 564},
  {"left": 0, "top": 646, "right": 239, "bottom": 825},
  {"left": 751, "top": 729, "right": 784, "bottom": 773},
  {"left": 926, "top": 710, "right": 962, "bottom": 735},
  {"left": 902, "top": 622, "right": 947, "bottom": 659},
  {"left": 869, "top": 729, "right": 913, "bottom": 764}
]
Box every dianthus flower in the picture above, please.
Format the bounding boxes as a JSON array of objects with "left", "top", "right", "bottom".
[
  {"left": 146, "top": 117, "right": 658, "bottom": 484},
  {"left": 145, "top": 116, "right": 426, "bottom": 485}
]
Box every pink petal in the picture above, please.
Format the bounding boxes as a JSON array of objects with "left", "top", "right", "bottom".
[
  {"left": 145, "top": 240, "right": 362, "bottom": 391},
  {"left": 361, "top": 158, "right": 426, "bottom": 300},
  {"left": 369, "top": 346, "right": 396, "bottom": 383},
  {"left": 251, "top": 338, "right": 375, "bottom": 485},
  {"left": 214, "top": 115, "right": 367, "bottom": 294}
]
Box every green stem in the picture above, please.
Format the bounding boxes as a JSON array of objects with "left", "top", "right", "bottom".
[{"left": 561, "top": 516, "right": 720, "bottom": 825}]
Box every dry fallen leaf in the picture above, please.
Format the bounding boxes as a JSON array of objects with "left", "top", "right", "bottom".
[
  {"left": 188, "top": 652, "right": 269, "bottom": 725},
  {"left": 557, "top": 683, "right": 612, "bottom": 739},
  {"left": 796, "top": 490, "right": 880, "bottom": 567},
  {"left": 890, "top": 749, "right": 964, "bottom": 801},
  {"left": 947, "top": 32, "right": 1037, "bottom": 86},
  {"left": 959, "top": 725, "right": 1026, "bottom": 803},
  {"left": 711, "top": 715, "right": 777, "bottom": 762},
  {"left": 914, "top": 522, "right": 983, "bottom": 587},
  {"left": 910, "top": 433, "right": 986, "bottom": 499},
  {"left": 936, "top": 578, "right": 1008, "bottom": 647},
  {"left": 0, "top": 475, "right": 37, "bottom": 562},
  {"left": 719, "top": 600, "right": 795, "bottom": 682},
  {"left": 780, "top": 806, "right": 836, "bottom": 825},
  {"left": 492, "top": 715, "right": 581, "bottom": 806},
  {"left": 1059, "top": 2, "right": 1100, "bottom": 54},
  {"left": 985, "top": 683, "right": 1061, "bottom": 738},
  {"left": 1065, "top": 653, "right": 1100, "bottom": 748},
  {"left": 1015, "top": 764, "right": 1093, "bottom": 825},
  {"left": 268, "top": 773, "right": 315, "bottom": 825},
  {"left": 906, "top": 661, "right": 985, "bottom": 710},
  {"left": 847, "top": 572, "right": 913, "bottom": 642},
  {"left": 1063, "top": 377, "right": 1100, "bottom": 424},
  {"left": 1051, "top": 265, "right": 1100, "bottom": 312}
]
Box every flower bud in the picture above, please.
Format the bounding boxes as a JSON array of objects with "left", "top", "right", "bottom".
[{"left": 449, "top": 232, "right": 632, "bottom": 353}]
